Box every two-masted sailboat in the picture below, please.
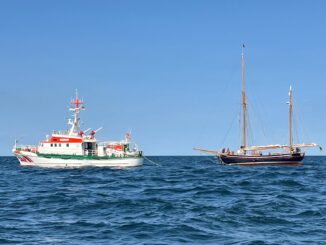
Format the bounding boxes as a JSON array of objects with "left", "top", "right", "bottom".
[{"left": 194, "top": 45, "right": 321, "bottom": 165}]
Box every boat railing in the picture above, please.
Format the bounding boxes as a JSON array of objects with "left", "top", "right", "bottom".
[
  {"left": 52, "top": 130, "right": 70, "bottom": 135},
  {"left": 84, "top": 149, "right": 97, "bottom": 156},
  {"left": 15, "top": 145, "right": 37, "bottom": 152},
  {"left": 98, "top": 141, "right": 122, "bottom": 146},
  {"left": 15, "top": 144, "right": 36, "bottom": 149}
]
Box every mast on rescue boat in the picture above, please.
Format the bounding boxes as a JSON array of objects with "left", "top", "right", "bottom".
[{"left": 68, "top": 89, "right": 85, "bottom": 136}]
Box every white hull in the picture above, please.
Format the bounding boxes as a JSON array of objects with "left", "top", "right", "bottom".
[{"left": 14, "top": 152, "right": 143, "bottom": 168}]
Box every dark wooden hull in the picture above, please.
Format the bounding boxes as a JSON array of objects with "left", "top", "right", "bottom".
[{"left": 219, "top": 153, "right": 304, "bottom": 165}]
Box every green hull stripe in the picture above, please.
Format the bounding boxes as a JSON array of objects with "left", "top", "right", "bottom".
[{"left": 36, "top": 152, "right": 142, "bottom": 160}]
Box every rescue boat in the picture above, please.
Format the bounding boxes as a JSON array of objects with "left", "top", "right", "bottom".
[{"left": 13, "top": 92, "right": 143, "bottom": 168}]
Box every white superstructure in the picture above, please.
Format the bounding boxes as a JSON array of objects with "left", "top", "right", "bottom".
[{"left": 13, "top": 91, "right": 143, "bottom": 168}]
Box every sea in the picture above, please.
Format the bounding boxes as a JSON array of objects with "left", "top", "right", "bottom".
[{"left": 0, "top": 156, "right": 325, "bottom": 244}]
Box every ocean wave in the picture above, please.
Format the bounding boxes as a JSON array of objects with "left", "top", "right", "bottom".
[{"left": 0, "top": 156, "right": 325, "bottom": 244}]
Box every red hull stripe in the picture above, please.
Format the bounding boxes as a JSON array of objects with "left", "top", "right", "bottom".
[
  {"left": 24, "top": 156, "right": 33, "bottom": 162},
  {"left": 19, "top": 155, "right": 33, "bottom": 162},
  {"left": 42, "top": 137, "right": 83, "bottom": 143}
]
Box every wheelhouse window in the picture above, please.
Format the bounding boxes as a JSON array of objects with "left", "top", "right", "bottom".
[
  {"left": 66, "top": 143, "right": 69, "bottom": 147},
  {"left": 54, "top": 143, "right": 57, "bottom": 147},
  {"left": 50, "top": 143, "right": 53, "bottom": 147}
]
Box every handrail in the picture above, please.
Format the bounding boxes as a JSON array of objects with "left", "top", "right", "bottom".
[
  {"left": 15, "top": 145, "right": 37, "bottom": 149},
  {"left": 84, "top": 149, "right": 97, "bottom": 156}
]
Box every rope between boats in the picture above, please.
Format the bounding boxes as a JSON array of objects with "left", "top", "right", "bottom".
[{"left": 143, "top": 156, "right": 161, "bottom": 166}]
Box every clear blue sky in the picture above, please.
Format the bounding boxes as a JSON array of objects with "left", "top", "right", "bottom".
[{"left": 0, "top": 0, "right": 325, "bottom": 156}]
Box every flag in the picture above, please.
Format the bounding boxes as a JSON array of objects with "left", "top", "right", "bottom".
[{"left": 288, "top": 85, "right": 292, "bottom": 96}]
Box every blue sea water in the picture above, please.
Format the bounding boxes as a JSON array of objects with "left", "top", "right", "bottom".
[{"left": 0, "top": 156, "right": 325, "bottom": 244}]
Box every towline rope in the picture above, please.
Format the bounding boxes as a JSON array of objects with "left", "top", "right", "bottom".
[{"left": 143, "top": 156, "right": 161, "bottom": 166}]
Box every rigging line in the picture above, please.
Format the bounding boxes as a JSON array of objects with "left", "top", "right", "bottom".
[
  {"left": 242, "top": 93, "right": 254, "bottom": 146},
  {"left": 246, "top": 109, "right": 255, "bottom": 147},
  {"left": 238, "top": 103, "right": 242, "bottom": 148},
  {"left": 218, "top": 105, "right": 240, "bottom": 149},
  {"left": 245, "top": 97, "right": 254, "bottom": 146},
  {"left": 143, "top": 155, "right": 161, "bottom": 167},
  {"left": 294, "top": 99, "right": 311, "bottom": 143},
  {"left": 247, "top": 94, "right": 268, "bottom": 143},
  {"left": 293, "top": 107, "right": 300, "bottom": 144},
  {"left": 216, "top": 60, "right": 241, "bottom": 99}
]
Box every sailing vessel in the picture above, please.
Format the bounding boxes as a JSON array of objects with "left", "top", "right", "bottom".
[
  {"left": 194, "top": 45, "right": 321, "bottom": 165},
  {"left": 13, "top": 91, "right": 143, "bottom": 168}
]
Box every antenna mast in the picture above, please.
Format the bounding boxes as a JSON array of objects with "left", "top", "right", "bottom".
[{"left": 68, "top": 89, "right": 84, "bottom": 135}]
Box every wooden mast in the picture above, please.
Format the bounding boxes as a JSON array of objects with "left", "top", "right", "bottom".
[
  {"left": 241, "top": 44, "right": 247, "bottom": 154},
  {"left": 289, "top": 85, "right": 293, "bottom": 153}
]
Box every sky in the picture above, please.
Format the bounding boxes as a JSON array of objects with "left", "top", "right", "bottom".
[{"left": 0, "top": 0, "right": 326, "bottom": 156}]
